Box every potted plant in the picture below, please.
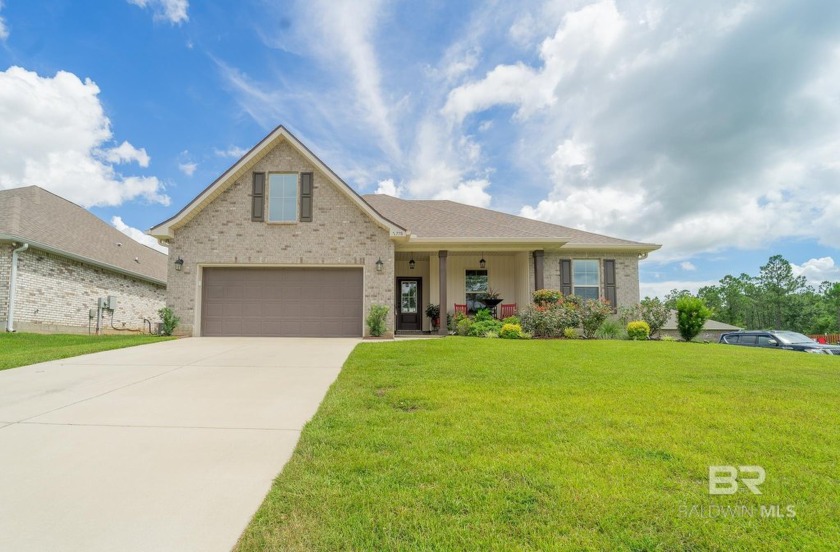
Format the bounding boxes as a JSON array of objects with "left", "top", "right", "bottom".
[
  {"left": 425, "top": 303, "right": 441, "bottom": 330},
  {"left": 480, "top": 288, "right": 503, "bottom": 309}
]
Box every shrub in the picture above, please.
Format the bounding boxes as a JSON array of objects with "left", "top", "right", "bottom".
[
  {"left": 474, "top": 308, "right": 494, "bottom": 322},
  {"left": 596, "top": 318, "right": 625, "bottom": 340},
  {"left": 532, "top": 289, "right": 562, "bottom": 307},
  {"left": 619, "top": 297, "right": 671, "bottom": 338},
  {"left": 627, "top": 320, "right": 651, "bottom": 340},
  {"left": 456, "top": 316, "right": 473, "bottom": 336},
  {"left": 579, "top": 299, "right": 613, "bottom": 339},
  {"left": 520, "top": 303, "right": 581, "bottom": 338},
  {"left": 449, "top": 311, "right": 468, "bottom": 332},
  {"left": 502, "top": 315, "right": 521, "bottom": 326},
  {"left": 366, "top": 304, "right": 389, "bottom": 337},
  {"left": 468, "top": 319, "right": 503, "bottom": 337},
  {"left": 484, "top": 331, "right": 499, "bottom": 338},
  {"left": 158, "top": 307, "right": 180, "bottom": 336},
  {"left": 499, "top": 323, "right": 523, "bottom": 339},
  {"left": 563, "top": 327, "right": 578, "bottom": 339},
  {"left": 675, "top": 296, "right": 711, "bottom": 342}
]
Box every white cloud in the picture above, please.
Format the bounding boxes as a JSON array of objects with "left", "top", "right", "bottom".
[
  {"left": 680, "top": 261, "right": 697, "bottom": 271},
  {"left": 127, "top": 0, "right": 188, "bottom": 24},
  {"left": 791, "top": 257, "right": 840, "bottom": 286},
  {"left": 111, "top": 216, "right": 168, "bottom": 253},
  {"left": 0, "top": 1, "right": 9, "bottom": 40},
  {"left": 101, "top": 141, "right": 150, "bottom": 167},
  {"left": 0, "top": 66, "right": 169, "bottom": 208},
  {"left": 443, "top": 0, "right": 625, "bottom": 122},
  {"left": 214, "top": 145, "right": 248, "bottom": 158},
  {"left": 432, "top": 179, "right": 491, "bottom": 208},
  {"left": 640, "top": 279, "right": 718, "bottom": 300},
  {"left": 178, "top": 161, "right": 197, "bottom": 176},
  {"left": 374, "top": 178, "right": 401, "bottom": 197}
]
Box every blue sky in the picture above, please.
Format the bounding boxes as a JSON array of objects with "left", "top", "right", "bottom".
[{"left": 2, "top": 0, "right": 840, "bottom": 297}]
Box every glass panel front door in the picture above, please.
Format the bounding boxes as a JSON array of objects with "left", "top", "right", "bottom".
[{"left": 401, "top": 281, "right": 418, "bottom": 313}]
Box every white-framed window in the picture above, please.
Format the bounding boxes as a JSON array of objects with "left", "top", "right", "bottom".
[
  {"left": 573, "top": 259, "right": 600, "bottom": 300},
  {"left": 267, "top": 173, "right": 298, "bottom": 222},
  {"left": 465, "top": 269, "right": 488, "bottom": 313}
]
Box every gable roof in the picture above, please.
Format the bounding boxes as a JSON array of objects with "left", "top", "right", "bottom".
[
  {"left": 148, "top": 125, "right": 404, "bottom": 239},
  {"left": 363, "top": 194, "right": 660, "bottom": 251},
  {"left": 0, "top": 186, "right": 167, "bottom": 284}
]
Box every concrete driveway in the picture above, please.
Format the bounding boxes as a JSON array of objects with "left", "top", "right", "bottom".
[{"left": 0, "top": 337, "right": 359, "bottom": 552}]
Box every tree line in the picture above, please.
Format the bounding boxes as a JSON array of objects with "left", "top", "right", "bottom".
[{"left": 662, "top": 255, "right": 840, "bottom": 334}]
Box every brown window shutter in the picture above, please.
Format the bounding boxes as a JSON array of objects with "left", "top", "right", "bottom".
[
  {"left": 251, "top": 172, "right": 265, "bottom": 222},
  {"left": 604, "top": 259, "right": 617, "bottom": 309},
  {"left": 560, "top": 259, "right": 572, "bottom": 296},
  {"left": 300, "top": 172, "right": 313, "bottom": 222}
]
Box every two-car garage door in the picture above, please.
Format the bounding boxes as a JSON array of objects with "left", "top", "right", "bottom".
[{"left": 201, "top": 267, "right": 363, "bottom": 337}]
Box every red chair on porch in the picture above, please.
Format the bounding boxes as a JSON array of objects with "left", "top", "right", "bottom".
[
  {"left": 500, "top": 303, "right": 517, "bottom": 318},
  {"left": 454, "top": 304, "right": 468, "bottom": 315}
]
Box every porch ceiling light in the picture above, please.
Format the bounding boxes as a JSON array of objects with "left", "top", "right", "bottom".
[
  {"left": 409, "top": 257, "right": 415, "bottom": 270},
  {"left": 376, "top": 257, "right": 384, "bottom": 272},
  {"left": 174, "top": 257, "right": 184, "bottom": 271}
]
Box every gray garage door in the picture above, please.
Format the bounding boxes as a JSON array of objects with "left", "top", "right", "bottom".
[{"left": 201, "top": 267, "right": 363, "bottom": 337}]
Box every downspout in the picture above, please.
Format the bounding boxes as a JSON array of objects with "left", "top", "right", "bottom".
[{"left": 6, "top": 243, "right": 29, "bottom": 332}]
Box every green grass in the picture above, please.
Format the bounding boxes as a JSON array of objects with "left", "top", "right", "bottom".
[
  {"left": 0, "top": 332, "right": 173, "bottom": 371},
  {"left": 238, "top": 339, "right": 840, "bottom": 551}
]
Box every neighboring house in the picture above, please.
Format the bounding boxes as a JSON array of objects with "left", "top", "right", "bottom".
[
  {"left": 149, "top": 126, "right": 660, "bottom": 338},
  {"left": 659, "top": 310, "right": 742, "bottom": 341},
  {"left": 1, "top": 186, "right": 166, "bottom": 334}
]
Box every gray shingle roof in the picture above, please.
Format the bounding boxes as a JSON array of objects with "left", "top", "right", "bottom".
[
  {"left": 363, "top": 194, "right": 656, "bottom": 247},
  {"left": 662, "top": 310, "right": 742, "bottom": 331},
  {"left": 0, "top": 186, "right": 167, "bottom": 284}
]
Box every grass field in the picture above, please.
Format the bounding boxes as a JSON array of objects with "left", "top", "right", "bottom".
[
  {"left": 237, "top": 338, "right": 839, "bottom": 551},
  {"left": 0, "top": 332, "right": 173, "bottom": 371}
]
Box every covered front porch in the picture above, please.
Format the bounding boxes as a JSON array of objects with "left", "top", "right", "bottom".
[{"left": 393, "top": 248, "right": 548, "bottom": 334}]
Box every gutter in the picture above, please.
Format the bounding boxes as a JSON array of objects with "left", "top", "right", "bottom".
[{"left": 6, "top": 243, "right": 29, "bottom": 332}]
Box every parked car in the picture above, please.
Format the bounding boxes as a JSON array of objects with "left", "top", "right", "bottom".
[{"left": 719, "top": 330, "right": 840, "bottom": 355}]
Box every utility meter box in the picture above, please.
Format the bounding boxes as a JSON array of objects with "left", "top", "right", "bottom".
[
  {"left": 97, "top": 297, "right": 108, "bottom": 308},
  {"left": 107, "top": 296, "right": 118, "bottom": 310}
]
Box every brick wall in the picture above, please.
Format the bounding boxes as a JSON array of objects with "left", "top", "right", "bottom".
[
  {"left": 167, "top": 139, "right": 394, "bottom": 337},
  {"left": 0, "top": 243, "right": 10, "bottom": 323},
  {"left": 543, "top": 252, "right": 640, "bottom": 308},
  {"left": 1, "top": 245, "right": 165, "bottom": 334}
]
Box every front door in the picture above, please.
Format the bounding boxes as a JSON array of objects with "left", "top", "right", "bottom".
[{"left": 396, "top": 277, "right": 422, "bottom": 331}]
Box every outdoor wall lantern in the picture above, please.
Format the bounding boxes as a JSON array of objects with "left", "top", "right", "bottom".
[
  {"left": 479, "top": 253, "right": 486, "bottom": 269},
  {"left": 376, "top": 258, "right": 384, "bottom": 272},
  {"left": 409, "top": 257, "right": 416, "bottom": 270},
  {"left": 174, "top": 257, "right": 184, "bottom": 271}
]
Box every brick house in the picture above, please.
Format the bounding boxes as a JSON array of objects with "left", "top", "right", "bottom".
[
  {"left": 1, "top": 186, "right": 166, "bottom": 334},
  {"left": 149, "top": 126, "right": 660, "bottom": 338}
]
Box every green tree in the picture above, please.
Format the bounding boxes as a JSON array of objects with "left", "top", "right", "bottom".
[{"left": 758, "top": 255, "right": 807, "bottom": 329}]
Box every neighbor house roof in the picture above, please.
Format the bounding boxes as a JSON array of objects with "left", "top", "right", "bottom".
[
  {"left": 148, "top": 125, "right": 405, "bottom": 240},
  {"left": 0, "top": 186, "right": 167, "bottom": 284},
  {"left": 363, "top": 194, "right": 660, "bottom": 251},
  {"left": 661, "top": 310, "right": 742, "bottom": 331}
]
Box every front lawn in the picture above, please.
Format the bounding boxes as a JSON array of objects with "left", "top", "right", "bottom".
[
  {"left": 238, "top": 339, "right": 839, "bottom": 551},
  {"left": 0, "top": 332, "right": 173, "bottom": 371}
]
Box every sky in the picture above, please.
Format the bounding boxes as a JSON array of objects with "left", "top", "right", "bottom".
[{"left": 2, "top": 0, "right": 840, "bottom": 298}]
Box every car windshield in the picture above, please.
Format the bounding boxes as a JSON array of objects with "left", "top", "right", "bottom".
[{"left": 773, "top": 331, "right": 816, "bottom": 345}]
